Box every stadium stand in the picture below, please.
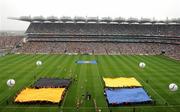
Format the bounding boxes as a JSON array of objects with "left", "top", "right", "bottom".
[
  {"left": 0, "top": 36, "right": 22, "bottom": 51},
  {"left": 26, "top": 23, "right": 180, "bottom": 36},
  {"left": 16, "top": 42, "right": 180, "bottom": 59},
  {"left": 2, "top": 17, "right": 180, "bottom": 60}
]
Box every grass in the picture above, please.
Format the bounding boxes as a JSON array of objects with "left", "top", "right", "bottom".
[{"left": 0, "top": 54, "right": 180, "bottom": 112}]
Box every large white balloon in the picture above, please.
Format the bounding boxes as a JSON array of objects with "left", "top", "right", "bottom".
[
  {"left": 139, "top": 62, "right": 146, "bottom": 68},
  {"left": 36, "top": 61, "right": 42, "bottom": 66},
  {"left": 7, "top": 79, "right": 15, "bottom": 87},
  {"left": 169, "top": 83, "right": 178, "bottom": 91}
]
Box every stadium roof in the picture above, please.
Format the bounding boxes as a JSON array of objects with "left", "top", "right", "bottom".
[
  {"left": 100, "top": 17, "right": 112, "bottom": 23},
  {"left": 86, "top": 17, "right": 99, "bottom": 22},
  {"left": 9, "top": 16, "right": 180, "bottom": 24},
  {"left": 74, "top": 16, "right": 86, "bottom": 22},
  {"left": 113, "top": 17, "right": 126, "bottom": 23},
  {"left": 60, "top": 16, "right": 73, "bottom": 22}
]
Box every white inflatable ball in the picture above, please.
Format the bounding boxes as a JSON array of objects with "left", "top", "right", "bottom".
[
  {"left": 169, "top": 83, "right": 178, "bottom": 91},
  {"left": 139, "top": 62, "right": 146, "bottom": 68},
  {"left": 7, "top": 79, "right": 15, "bottom": 87},
  {"left": 36, "top": 61, "right": 42, "bottom": 66}
]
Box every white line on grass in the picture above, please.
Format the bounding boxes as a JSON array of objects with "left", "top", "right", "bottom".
[
  {"left": 135, "top": 73, "right": 168, "bottom": 104},
  {"left": 61, "top": 56, "right": 78, "bottom": 109},
  {"left": 2, "top": 105, "right": 180, "bottom": 109},
  {"left": 121, "top": 56, "right": 169, "bottom": 105},
  {"left": 131, "top": 56, "right": 177, "bottom": 112},
  {"left": 94, "top": 55, "right": 110, "bottom": 112}
]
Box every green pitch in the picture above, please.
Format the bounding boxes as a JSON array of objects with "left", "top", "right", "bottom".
[{"left": 0, "top": 54, "right": 180, "bottom": 112}]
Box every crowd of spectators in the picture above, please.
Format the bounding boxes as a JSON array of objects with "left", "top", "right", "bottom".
[
  {"left": 26, "top": 23, "right": 180, "bottom": 36},
  {"left": 27, "top": 36, "right": 179, "bottom": 44},
  {"left": 0, "top": 36, "right": 22, "bottom": 50},
  {"left": 16, "top": 42, "right": 180, "bottom": 60},
  {"left": 1, "top": 23, "right": 179, "bottom": 60}
]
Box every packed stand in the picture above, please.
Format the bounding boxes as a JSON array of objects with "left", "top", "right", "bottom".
[
  {"left": 0, "top": 36, "right": 22, "bottom": 50},
  {"left": 26, "top": 23, "right": 180, "bottom": 36},
  {"left": 16, "top": 42, "right": 180, "bottom": 60}
]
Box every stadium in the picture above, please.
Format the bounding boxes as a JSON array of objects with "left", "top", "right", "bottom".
[{"left": 0, "top": 15, "right": 180, "bottom": 112}]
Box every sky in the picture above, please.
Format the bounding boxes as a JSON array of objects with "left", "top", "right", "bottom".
[{"left": 0, "top": 0, "right": 180, "bottom": 31}]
